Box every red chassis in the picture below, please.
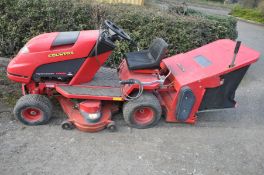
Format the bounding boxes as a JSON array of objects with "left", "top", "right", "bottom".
[{"left": 7, "top": 20, "right": 260, "bottom": 132}]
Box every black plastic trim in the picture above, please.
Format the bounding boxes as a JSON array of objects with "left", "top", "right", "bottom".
[
  {"left": 89, "top": 36, "right": 116, "bottom": 57},
  {"left": 199, "top": 65, "right": 250, "bottom": 111},
  {"left": 52, "top": 31, "right": 80, "bottom": 47},
  {"left": 7, "top": 72, "right": 28, "bottom": 78},
  {"left": 175, "top": 86, "right": 196, "bottom": 122},
  {"left": 33, "top": 58, "right": 85, "bottom": 81}
]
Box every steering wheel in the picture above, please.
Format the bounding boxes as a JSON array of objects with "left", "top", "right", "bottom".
[{"left": 104, "top": 20, "right": 131, "bottom": 41}]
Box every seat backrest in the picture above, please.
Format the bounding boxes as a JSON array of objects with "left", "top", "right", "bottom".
[{"left": 149, "top": 38, "right": 168, "bottom": 62}]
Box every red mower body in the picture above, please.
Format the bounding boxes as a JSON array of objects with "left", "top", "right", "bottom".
[
  {"left": 159, "top": 39, "right": 260, "bottom": 123},
  {"left": 7, "top": 22, "right": 260, "bottom": 132},
  {"left": 7, "top": 30, "right": 111, "bottom": 85}
]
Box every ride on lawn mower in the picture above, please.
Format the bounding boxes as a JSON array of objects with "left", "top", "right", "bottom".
[{"left": 7, "top": 20, "right": 260, "bottom": 132}]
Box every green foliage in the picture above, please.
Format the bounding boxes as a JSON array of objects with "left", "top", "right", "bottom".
[
  {"left": 208, "top": 0, "right": 224, "bottom": 2},
  {"left": 240, "top": 0, "right": 260, "bottom": 8},
  {"left": 230, "top": 5, "right": 264, "bottom": 23},
  {"left": 0, "top": 0, "right": 97, "bottom": 56},
  {"left": 167, "top": 4, "right": 203, "bottom": 16},
  {"left": 0, "top": 69, "right": 21, "bottom": 106},
  {"left": 0, "top": 0, "right": 237, "bottom": 68}
]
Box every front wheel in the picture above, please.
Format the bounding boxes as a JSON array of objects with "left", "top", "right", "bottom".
[
  {"left": 13, "top": 94, "right": 52, "bottom": 125},
  {"left": 123, "top": 92, "right": 162, "bottom": 129}
]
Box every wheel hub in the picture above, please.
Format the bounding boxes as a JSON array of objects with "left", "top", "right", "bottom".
[
  {"left": 21, "top": 107, "right": 43, "bottom": 122},
  {"left": 133, "top": 107, "right": 154, "bottom": 125},
  {"left": 30, "top": 111, "right": 37, "bottom": 115}
]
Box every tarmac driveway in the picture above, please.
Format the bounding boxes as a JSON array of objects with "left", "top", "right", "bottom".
[{"left": 1, "top": 8, "right": 264, "bottom": 175}]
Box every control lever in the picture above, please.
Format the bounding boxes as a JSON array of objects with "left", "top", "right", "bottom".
[
  {"left": 120, "top": 79, "right": 164, "bottom": 86},
  {"left": 119, "top": 79, "right": 136, "bottom": 85},
  {"left": 229, "top": 41, "right": 241, "bottom": 68}
]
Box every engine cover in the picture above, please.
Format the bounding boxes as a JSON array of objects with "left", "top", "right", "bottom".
[{"left": 7, "top": 30, "right": 99, "bottom": 83}]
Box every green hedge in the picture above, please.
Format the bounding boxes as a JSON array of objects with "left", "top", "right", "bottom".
[
  {"left": 209, "top": 0, "right": 224, "bottom": 2},
  {"left": 0, "top": 0, "right": 237, "bottom": 67}
]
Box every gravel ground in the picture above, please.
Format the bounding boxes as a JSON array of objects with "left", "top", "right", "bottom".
[{"left": 1, "top": 8, "right": 264, "bottom": 175}]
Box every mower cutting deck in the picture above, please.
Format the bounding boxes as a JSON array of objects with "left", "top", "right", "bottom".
[{"left": 7, "top": 20, "right": 260, "bottom": 132}]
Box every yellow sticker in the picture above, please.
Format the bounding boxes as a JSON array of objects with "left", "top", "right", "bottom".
[
  {"left": 48, "top": 51, "right": 74, "bottom": 58},
  {"left": 113, "top": 97, "right": 123, "bottom": 101}
]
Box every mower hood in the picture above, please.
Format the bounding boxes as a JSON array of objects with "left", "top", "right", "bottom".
[
  {"left": 7, "top": 30, "right": 99, "bottom": 83},
  {"left": 22, "top": 32, "right": 60, "bottom": 53},
  {"left": 20, "top": 31, "right": 83, "bottom": 54}
]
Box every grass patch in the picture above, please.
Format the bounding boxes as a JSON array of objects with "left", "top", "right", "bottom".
[
  {"left": 146, "top": 0, "right": 234, "bottom": 9},
  {"left": 0, "top": 68, "right": 21, "bottom": 107},
  {"left": 186, "top": 0, "right": 233, "bottom": 9},
  {"left": 230, "top": 5, "right": 264, "bottom": 23}
]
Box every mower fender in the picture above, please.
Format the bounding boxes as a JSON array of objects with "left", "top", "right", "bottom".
[{"left": 175, "top": 86, "right": 196, "bottom": 122}]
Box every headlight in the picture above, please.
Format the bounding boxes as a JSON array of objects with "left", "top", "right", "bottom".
[
  {"left": 80, "top": 110, "right": 101, "bottom": 123},
  {"left": 88, "top": 113, "right": 101, "bottom": 120},
  {"left": 19, "top": 46, "right": 29, "bottom": 54}
]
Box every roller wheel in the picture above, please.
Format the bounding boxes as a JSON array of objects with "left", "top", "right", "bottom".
[
  {"left": 107, "top": 121, "right": 117, "bottom": 132},
  {"left": 61, "top": 121, "right": 75, "bottom": 130},
  {"left": 13, "top": 94, "right": 52, "bottom": 125},
  {"left": 123, "top": 92, "right": 162, "bottom": 129}
]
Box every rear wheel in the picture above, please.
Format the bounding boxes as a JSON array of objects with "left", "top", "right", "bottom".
[
  {"left": 13, "top": 94, "right": 52, "bottom": 125},
  {"left": 123, "top": 92, "right": 161, "bottom": 129}
]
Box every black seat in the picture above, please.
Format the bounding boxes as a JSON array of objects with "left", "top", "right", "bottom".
[{"left": 125, "top": 38, "right": 168, "bottom": 70}]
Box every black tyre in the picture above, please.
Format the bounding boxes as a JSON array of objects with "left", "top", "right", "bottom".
[
  {"left": 13, "top": 94, "right": 52, "bottom": 125},
  {"left": 123, "top": 92, "right": 162, "bottom": 129},
  {"left": 61, "top": 121, "right": 75, "bottom": 130},
  {"left": 107, "top": 121, "right": 117, "bottom": 132}
]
